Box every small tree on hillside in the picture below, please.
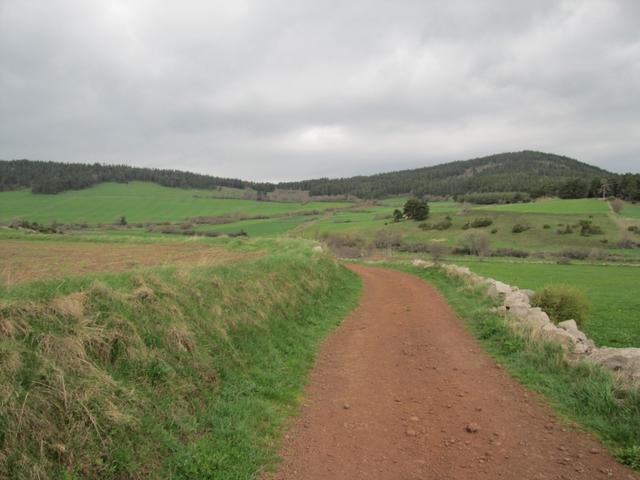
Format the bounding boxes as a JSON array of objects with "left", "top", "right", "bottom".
[
  {"left": 392, "top": 209, "right": 404, "bottom": 223},
  {"left": 403, "top": 198, "right": 429, "bottom": 221},
  {"left": 118, "top": 216, "right": 127, "bottom": 226}
]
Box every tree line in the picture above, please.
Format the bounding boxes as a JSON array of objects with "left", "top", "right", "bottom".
[
  {"left": 0, "top": 159, "right": 275, "bottom": 194},
  {"left": 1, "top": 151, "right": 638, "bottom": 201}
]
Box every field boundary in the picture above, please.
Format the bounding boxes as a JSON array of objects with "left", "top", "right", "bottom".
[{"left": 434, "top": 261, "right": 640, "bottom": 384}]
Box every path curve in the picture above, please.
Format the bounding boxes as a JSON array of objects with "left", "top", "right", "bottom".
[{"left": 271, "top": 264, "right": 638, "bottom": 480}]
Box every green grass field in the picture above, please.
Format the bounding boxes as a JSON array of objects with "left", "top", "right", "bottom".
[
  {"left": 479, "top": 198, "right": 611, "bottom": 214},
  {"left": 195, "top": 214, "right": 317, "bottom": 237},
  {"left": 620, "top": 202, "right": 640, "bottom": 219},
  {"left": 0, "top": 182, "right": 348, "bottom": 224},
  {"left": 451, "top": 258, "right": 640, "bottom": 348},
  {"left": 295, "top": 198, "right": 631, "bottom": 255}
]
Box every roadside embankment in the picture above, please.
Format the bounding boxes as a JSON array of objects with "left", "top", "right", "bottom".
[{"left": 0, "top": 239, "right": 361, "bottom": 479}]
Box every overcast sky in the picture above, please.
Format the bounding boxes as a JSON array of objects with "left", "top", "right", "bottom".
[{"left": 1, "top": 1, "right": 639, "bottom": 181}]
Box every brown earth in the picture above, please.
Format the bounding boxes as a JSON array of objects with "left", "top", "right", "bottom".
[
  {"left": 0, "top": 239, "right": 256, "bottom": 287},
  {"left": 271, "top": 264, "right": 639, "bottom": 480}
]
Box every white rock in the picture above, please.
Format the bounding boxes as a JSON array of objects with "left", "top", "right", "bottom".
[
  {"left": 412, "top": 259, "right": 433, "bottom": 268},
  {"left": 587, "top": 348, "right": 640, "bottom": 383}
]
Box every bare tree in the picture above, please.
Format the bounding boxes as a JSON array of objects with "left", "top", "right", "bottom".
[{"left": 610, "top": 198, "right": 624, "bottom": 214}]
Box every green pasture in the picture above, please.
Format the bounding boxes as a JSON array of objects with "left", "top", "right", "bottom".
[
  {"left": 299, "top": 204, "right": 627, "bottom": 254},
  {"left": 479, "top": 198, "right": 610, "bottom": 214},
  {"left": 620, "top": 202, "right": 640, "bottom": 219},
  {"left": 452, "top": 258, "right": 640, "bottom": 348},
  {"left": 0, "top": 182, "right": 348, "bottom": 224},
  {"left": 195, "top": 215, "right": 316, "bottom": 237}
]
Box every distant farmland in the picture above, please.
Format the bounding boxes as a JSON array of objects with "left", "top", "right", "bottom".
[{"left": 0, "top": 182, "right": 349, "bottom": 224}]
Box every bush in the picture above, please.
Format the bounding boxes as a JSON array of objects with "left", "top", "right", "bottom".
[
  {"left": 374, "top": 230, "right": 402, "bottom": 249},
  {"left": 491, "top": 248, "right": 530, "bottom": 258},
  {"left": 322, "top": 233, "right": 371, "bottom": 258},
  {"left": 456, "top": 231, "right": 490, "bottom": 256},
  {"left": 470, "top": 217, "right": 493, "bottom": 228},
  {"left": 610, "top": 198, "right": 624, "bottom": 214},
  {"left": 490, "top": 228, "right": 498, "bottom": 234},
  {"left": 419, "top": 219, "right": 452, "bottom": 231},
  {"left": 557, "top": 225, "right": 573, "bottom": 235},
  {"left": 615, "top": 237, "right": 637, "bottom": 249},
  {"left": 578, "top": 220, "right": 603, "bottom": 236},
  {"left": 403, "top": 198, "right": 429, "bottom": 221},
  {"left": 532, "top": 284, "right": 590, "bottom": 326},
  {"left": 543, "top": 224, "right": 551, "bottom": 229},
  {"left": 558, "top": 248, "right": 589, "bottom": 260},
  {"left": 429, "top": 242, "right": 449, "bottom": 263},
  {"left": 511, "top": 223, "right": 530, "bottom": 233}
]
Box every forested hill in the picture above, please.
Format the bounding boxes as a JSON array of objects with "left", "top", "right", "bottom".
[
  {"left": 0, "top": 159, "right": 276, "bottom": 194},
  {"left": 279, "top": 151, "right": 615, "bottom": 199},
  {"left": 2, "top": 151, "right": 638, "bottom": 200}
]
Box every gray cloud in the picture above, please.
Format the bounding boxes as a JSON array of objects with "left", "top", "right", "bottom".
[{"left": 1, "top": 0, "right": 639, "bottom": 181}]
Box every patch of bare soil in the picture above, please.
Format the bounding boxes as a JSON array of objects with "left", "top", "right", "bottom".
[
  {"left": 271, "top": 264, "right": 638, "bottom": 479},
  {"left": 0, "top": 240, "right": 255, "bottom": 287}
]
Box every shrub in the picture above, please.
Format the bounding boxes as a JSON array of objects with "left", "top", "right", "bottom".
[
  {"left": 543, "top": 224, "right": 551, "bottom": 229},
  {"left": 403, "top": 198, "right": 429, "bottom": 221},
  {"left": 532, "top": 284, "right": 590, "bottom": 326},
  {"left": 456, "top": 231, "right": 490, "bottom": 256},
  {"left": 490, "top": 228, "right": 498, "bottom": 234},
  {"left": 470, "top": 217, "right": 493, "bottom": 228},
  {"left": 578, "top": 220, "right": 603, "bottom": 236},
  {"left": 511, "top": 223, "right": 530, "bottom": 233},
  {"left": 392, "top": 209, "right": 403, "bottom": 223},
  {"left": 491, "top": 248, "right": 530, "bottom": 258},
  {"left": 461, "top": 222, "right": 470, "bottom": 230},
  {"left": 557, "top": 225, "right": 573, "bottom": 235},
  {"left": 610, "top": 198, "right": 624, "bottom": 214},
  {"left": 558, "top": 248, "right": 589, "bottom": 260},
  {"left": 322, "top": 233, "right": 371, "bottom": 258},
  {"left": 429, "top": 242, "right": 449, "bottom": 263},
  {"left": 374, "top": 230, "right": 402, "bottom": 249},
  {"left": 396, "top": 241, "right": 429, "bottom": 253},
  {"left": 419, "top": 218, "right": 452, "bottom": 231},
  {"left": 615, "top": 237, "right": 637, "bottom": 249}
]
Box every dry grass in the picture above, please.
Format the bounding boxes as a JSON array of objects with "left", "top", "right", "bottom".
[{"left": 0, "top": 240, "right": 256, "bottom": 287}]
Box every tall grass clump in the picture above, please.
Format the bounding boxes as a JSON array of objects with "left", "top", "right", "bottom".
[
  {"left": 0, "top": 239, "right": 361, "bottom": 479},
  {"left": 532, "top": 284, "right": 590, "bottom": 326}
]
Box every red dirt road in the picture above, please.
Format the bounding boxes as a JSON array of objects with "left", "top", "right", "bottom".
[{"left": 272, "top": 264, "right": 638, "bottom": 480}]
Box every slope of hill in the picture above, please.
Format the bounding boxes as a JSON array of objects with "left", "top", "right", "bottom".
[
  {"left": 279, "top": 151, "right": 615, "bottom": 198},
  {"left": 0, "top": 159, "right": 275, "bottom": 194},
  {"left": 2, "top": 151, "right": 638, "bottom": 200}
]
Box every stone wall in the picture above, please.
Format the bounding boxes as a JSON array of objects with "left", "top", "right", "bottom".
[{"left": 429, "top": 261, "right": 640, "bottom": 384}]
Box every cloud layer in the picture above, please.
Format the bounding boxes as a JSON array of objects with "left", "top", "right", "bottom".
[{"left": 1, "top": 0, "right": 638, "bottom": 180}]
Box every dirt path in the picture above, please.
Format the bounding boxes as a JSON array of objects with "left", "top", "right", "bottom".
[{"left": 271, "top": 264, "right": 638, "bottom": 479}]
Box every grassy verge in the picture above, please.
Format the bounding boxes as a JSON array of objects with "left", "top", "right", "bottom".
[
  {"left": 387, "top": 262, "right": 640, "bottom": 469},
  {"left": 0, "top": 239, "right": 361, "bottom": 479}
]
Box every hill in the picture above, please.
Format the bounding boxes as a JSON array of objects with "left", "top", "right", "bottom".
[
  {"left": 279, "top": 150, "right": 617, "bottom": 199},
  {"left": 2, "top": 151, "right": 638, "bottom": 200},
  {"left": 0, "top": 159, "right": 275, "bottom": 194}
]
